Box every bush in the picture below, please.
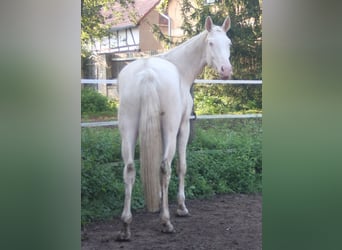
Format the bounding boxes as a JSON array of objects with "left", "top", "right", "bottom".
[
  {"left": 194, "top": 84, "right": 262, "bottom": 115},
  {"left": 81, "top": 87, "right": 116, "bottom": 114}
]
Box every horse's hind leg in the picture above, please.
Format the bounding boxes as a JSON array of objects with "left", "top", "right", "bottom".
[
  {"left": 116, "top": 122, "right": 138, "bottom": 241},
  {"left": 176, "top": 118, "right": 190, "bottom": 216},
  {"left": 160, "top": 132, "right": 177, "bottom": 233},
  {"left": 176, "top": 95, "right": 192, "bottom": 217}
]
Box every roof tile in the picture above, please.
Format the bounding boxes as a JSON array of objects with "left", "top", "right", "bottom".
[{"left": 102, "top": 0, "right": 161, "bottom": 30}]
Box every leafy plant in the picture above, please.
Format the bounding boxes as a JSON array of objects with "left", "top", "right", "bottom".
[{"left": 81, "top": 87, "right": 117, "bottom": 115}]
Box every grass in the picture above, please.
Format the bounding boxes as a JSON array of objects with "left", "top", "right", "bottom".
[
  {"left": 81, "top": 118, "right": 262, "bottom": 225},
  {"left": 81, "top": 111, "right": 117, "bottom": 122}
]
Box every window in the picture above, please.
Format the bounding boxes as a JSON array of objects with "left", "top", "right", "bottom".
[{"left": 204, "top": 0, "right": 216, "bottom": 5}]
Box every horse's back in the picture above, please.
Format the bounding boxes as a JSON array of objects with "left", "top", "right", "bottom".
[
  {"left": 119, "top": 57, "right": 182, "bottom": 109},
  {"left": 119, "top": 57, "right": 179, "bottom": 90}
]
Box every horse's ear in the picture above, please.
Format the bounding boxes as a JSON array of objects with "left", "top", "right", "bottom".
[
  {"left": 222, "top": 16, "right": 231, "bottom": 32},
  {"left": 205, "top": 16, "right": 213, "bottom": 32}
]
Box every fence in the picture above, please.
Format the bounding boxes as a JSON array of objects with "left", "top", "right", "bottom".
[
  {"left": 81, "top": 79, "right": 262, "bottom": 85},
  {"left": 81, "top": 79, "right": 262, "bottom": 127}
]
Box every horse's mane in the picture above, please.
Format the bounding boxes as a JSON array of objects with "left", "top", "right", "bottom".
[
  {"left": 160, "top": 30, "right": 209, "bottom": 57},
  {"left": 160, "top": 25, "right": 226, "bottom": 58}
]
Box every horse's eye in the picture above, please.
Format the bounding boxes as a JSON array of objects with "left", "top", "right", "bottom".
[{"left": 209, "top": 42, "right": 213, "bottom": 46}]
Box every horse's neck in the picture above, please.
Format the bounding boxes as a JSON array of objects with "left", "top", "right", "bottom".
[{"left": 160, "top": 32, "right": 208, "bottom": 87}]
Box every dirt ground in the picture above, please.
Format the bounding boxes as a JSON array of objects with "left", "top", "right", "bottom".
[{"left": 81, "top": 194, "right": 262, "bottom": 250}]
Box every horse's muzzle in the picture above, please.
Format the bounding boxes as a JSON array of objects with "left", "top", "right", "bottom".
[
  {"left": 220, "top": 65, "right": 232, "bottom": 80},
  {"left": 220, "top": 72, "right": 232, "bottom": 80}
]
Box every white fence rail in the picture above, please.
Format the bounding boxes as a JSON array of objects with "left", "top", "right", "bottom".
[
  {"left": 81, "top": 114, "right": 262, "bottom": 128},
  {"left": 81, "top": 79, "right": 262, "bottom": 85},
  {"left": 81, "top": 79, "right": 262, "bottom": 127},
  {"left": 81, "top": 79, "right": 118, "bottom": 84}
]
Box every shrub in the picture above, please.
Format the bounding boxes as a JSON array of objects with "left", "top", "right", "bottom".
[
  {"left": 81, "top": 87, "right": 116, "bottom": 114},
  {"left": 193, "top": 84, "right": 262, "bottom": 114}
]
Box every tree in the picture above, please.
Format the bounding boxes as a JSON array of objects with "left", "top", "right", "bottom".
[
  {"left": 81, "top": 0, "right": 133, "bottom": 56},
  {"left": 179, "top": 0, "right": 262, "bottom": 80},
  {"left": 177, "top": 0, "right": 263, "bottom": 112},
  {"left": 81, "top": 0, "right": 136, "bottom": 78}
]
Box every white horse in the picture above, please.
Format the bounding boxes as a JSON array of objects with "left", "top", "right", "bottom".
[{"left": 117, "top": 16, "right": 232, "bottom": 241}]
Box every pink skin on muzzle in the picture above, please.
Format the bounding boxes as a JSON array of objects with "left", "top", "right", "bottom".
[{"left": 220, "top": 64, "right": 233, "bottom": 80}]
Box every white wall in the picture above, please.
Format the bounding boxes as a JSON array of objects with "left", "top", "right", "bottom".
[{"left": 91, "top": 27, "right": 140, "bottom": 53}]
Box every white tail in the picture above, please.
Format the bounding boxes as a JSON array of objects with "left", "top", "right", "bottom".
[{"left": 138, "top": 69, "right": 162, "bottom": 212}]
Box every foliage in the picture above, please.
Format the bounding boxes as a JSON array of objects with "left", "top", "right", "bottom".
[
  {"left": 81, "top": 160, "right": 145, "bottom": 225},
  {"left": 82, "top": 0, "right": 109, "bottom": 56},
  {"left": 194, "top": 84, "right": 262, "bottom": 114},
  {"left": 185, "top": 119, "right": 262, "bottom": 197},
  {"left": 81, "top": 127, "right": 121, "bottom": 164},
  {"left": 157, "top": 0, "right": 170, "bottom": 13},
  {"left": 186, "top": 0, "right": 262, "bottom": 111},
  {"left": 180, "top": 0, "right": 262, "bottom": 79},
  {"left": 81, "top": 87, "right": 117, "bottom": 114},
  {"left": 153, "top": 0, "right": 262, "bottom": 111},
  {"left": 81, "top": 119, "right": 262, "bottom": 225},
  {"left": 81, "top": 0, "right": 133, "bottom": 56},
  {"left": 81, "top": 127, "right": 142, "bottom": 225}
]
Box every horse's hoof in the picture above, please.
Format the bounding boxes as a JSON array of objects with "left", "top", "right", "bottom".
[
  {"left": 115, "top": 230, "right": 131, "bottom": 241},
  {"left": 161, "top": 223, "right": 176, "bottom": 233},
  {"left": 176, "top": 208, "right": 190, "bottom": 217}
]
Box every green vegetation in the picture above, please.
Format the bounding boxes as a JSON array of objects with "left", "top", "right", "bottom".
[
  {"left": 81, "top": 85, "right": 261, "bottom": 122},
  {"left": 81, "top": 87, "right": 117, "bottom": 120},
  {"left": 81, "top": 0, "right": 134, "bottom": 56},
  {"left": 81, "top": 119, "right": 262, "bottom": 226},
  {"left": 194, "top": 84, "right": 262, "bottom": 115}
]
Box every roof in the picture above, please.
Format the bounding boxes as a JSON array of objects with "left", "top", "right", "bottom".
[{"left": 102, "top": 0, "right": 161, "bottom": 31}]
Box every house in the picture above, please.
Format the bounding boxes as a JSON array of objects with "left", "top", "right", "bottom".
[
  {"left": 88, "top": 0, "right": 186, "bottom": 75},
  {"left": 84, "top": 0, "right": 191, "bottom": 98}
]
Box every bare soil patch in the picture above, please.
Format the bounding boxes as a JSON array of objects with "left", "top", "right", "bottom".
[{"left": 82, "top": 194, "right": 261, "bottom": 250}]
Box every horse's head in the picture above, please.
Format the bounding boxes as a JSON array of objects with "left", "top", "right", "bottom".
[{"left": 205, "top": 16, "right": 233, "bottom": 80}]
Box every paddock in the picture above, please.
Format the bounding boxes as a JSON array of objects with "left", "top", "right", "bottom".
[{"left": 81, "top": 193, "right": 262, "bottom": 250}]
